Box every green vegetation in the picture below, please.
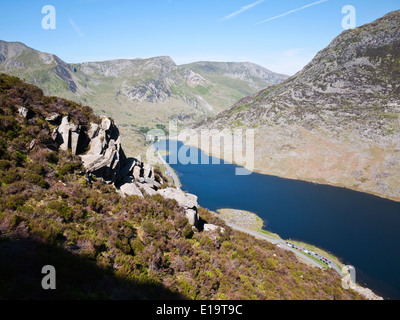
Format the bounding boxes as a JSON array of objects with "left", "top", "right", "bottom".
[
  {"left": 0, "top": 74, "right": 363, "bottom": 300},
  {"left": 230, "top": 119, "right": 244, "bottom": 128},
  {"left": 232, "top": 104, "right": 249, "bottom": 114},
  {"left": 194, "top": 85, "right": 210, "bottom": 95}
]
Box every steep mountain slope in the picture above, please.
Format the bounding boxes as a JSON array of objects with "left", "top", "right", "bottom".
[
  {"left": 0, "top": 40, "right": 85, "bottom": 98},
  {"left": 0, "top": 41, "right": 287, "bottom": 158},
  {"left": 194, "top": 10, "right": 400, "bottom": 202},
  {"left": 183, "top": 61, "right": 287, "bottom": 95},
  {"left": 181, "top": 61, "right": 288, "bottom": 111},
  {"left": 0, "top": 74, "right": 363, "bottom": 300}
]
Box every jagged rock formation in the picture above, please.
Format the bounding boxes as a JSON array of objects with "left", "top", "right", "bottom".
[
  {"left": 80, "top": 117, "right": 126, "bottom": 183},
  {"left": 49, "top": 114, "right": 202, "bottom": 227},
  {"left": 194, "top": 10, "right": 400, "bottom": 202},
  {"left": 56, "top": 116, "right": 82, "bottom": 155}
]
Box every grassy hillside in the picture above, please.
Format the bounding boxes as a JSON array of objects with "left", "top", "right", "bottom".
[{"left": 0, "top": 74, "right": 363, "bottom": 300}]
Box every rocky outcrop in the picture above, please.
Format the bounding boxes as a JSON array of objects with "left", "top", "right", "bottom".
[
  {"left": 80, "top": 117, "right": 126, "bottom": 183},
  {"left": 119, "top": 180, "right": 143, "bottom": 197},
  {"left": 18, "top": 105, "right": 34, "bottom": 119},
  {"left": 157, "top": 188, "right": 199, "bottom": 227},
  {"left": 18, "top": 106, "right": 29, "bottom": 118},
  {"left": 203, "top": 224, "right": 225, "bottom": 234},
  {"left": 48, "top": 114, "right": 201, "bottom": 228}
]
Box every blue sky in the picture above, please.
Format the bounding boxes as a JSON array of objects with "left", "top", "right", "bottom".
[{"left": 0, "top": 0, "right": 399, "bottom": 75}]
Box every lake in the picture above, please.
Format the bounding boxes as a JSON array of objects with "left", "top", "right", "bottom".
[{"left": 155, "top": 140, "right": 400, "bottom": 300}]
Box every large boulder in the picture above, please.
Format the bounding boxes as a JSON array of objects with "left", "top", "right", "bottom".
[
  {"left": 204, "top": 224, "right": 225, "bottom": 234},
  {"left": 157, "top": 188, "right": 199, "bottom": 227},
  {"left": 157, "top": 188, "right": 198, "bottom": 209},
  {"left": 18, "top": 106, "right": 30, "bottom": 118},
  {"left": 143, "top": 163, "right": 154, "bottom": 179},
  {"left": 58, "top": 116, "right": 70, "bottom": 151},
  {"left": 55, "top": 115, "right": 82, "bottom": 155},
  {"left": 119, "top": 182, "right": 143, "bottom": 198},
  {"left": 140, "top": 183, "right": 158, "bottom": 196},
  {"left": 80, "top": 117, "right": 127, "bottom": 184},
  {"left": 185, "top": 208, "right": 199, "bottom": 227}
]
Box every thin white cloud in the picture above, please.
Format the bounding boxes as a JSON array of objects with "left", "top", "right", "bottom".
[
  {"left": 256, "top": 0, "right": 329, "bottom": 25},
  {"left": 68, "top": 18, "right": 84, "bottom": 37},
  {"left": 220, "top": 0, "right": 265, "bottom": 21}
]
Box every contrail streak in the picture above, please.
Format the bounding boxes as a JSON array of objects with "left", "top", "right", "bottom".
[
  {"left": 255, "top": 0, "right": 329, "bottom": 25},
  {"left": 220, "top": 0, "right": 265, "bottom": 21}
]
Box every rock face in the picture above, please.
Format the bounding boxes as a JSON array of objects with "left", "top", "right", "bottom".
[
  {"left": 194, "top": 10, "right": 400, "bottom": 202},
  {"left": 80, "top": 117, "right": 126, "bottom": 183},
  {"left": 49, "top": 114, "right": 201, "bottom": 227},
  {"left": 157, "top": 188, "right": 199, "bottom": 227},
  {"left": 119, "top": 180, "right": 143, "bottom": 197},
  {"left": 18, "top": 106, "right": 29, "bottom": 118}
]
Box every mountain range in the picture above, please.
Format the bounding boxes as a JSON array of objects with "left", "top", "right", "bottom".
[
  {"left": 1, "top": 8, "right": 398, "bottom": 302},
  {"left": 193, "top": 10, "right": 400, "bottom": 202},
  {"left": 0, "top": 40, "right": 287, "bottom": 157}
]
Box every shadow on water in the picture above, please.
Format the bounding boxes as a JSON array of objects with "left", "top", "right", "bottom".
[{"left": 0, "top": 237, "right": 185, "bottom": 300}]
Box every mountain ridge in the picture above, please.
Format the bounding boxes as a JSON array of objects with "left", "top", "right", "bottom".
[
  {"left": 0, "top": 39, "right": 288, "bottom": 158},
  {"left": 192, "top": 10, "right": 400, "bottom": 202}
]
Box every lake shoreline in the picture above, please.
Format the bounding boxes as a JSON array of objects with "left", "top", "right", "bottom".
[
  {"left": 160, "top": 138, "right": 400, "bottom": 299},
  {"left": 214, "top": 208, "right": 383, "bottom": 300},
  {"left": 170, "top": 136, "right": 400, "bottom": 203}
]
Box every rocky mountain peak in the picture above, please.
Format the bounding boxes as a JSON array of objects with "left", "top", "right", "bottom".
[{"left": 195, "top": 10, "right": 400, "bottom": 202}]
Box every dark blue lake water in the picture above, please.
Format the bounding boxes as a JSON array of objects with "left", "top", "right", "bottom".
[{"left": 155, "top": 140, "right": 400, "bottom": 300}]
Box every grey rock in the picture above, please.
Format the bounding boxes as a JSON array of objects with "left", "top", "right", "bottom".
[
  {"left": 29, "top": 140, "right": 35, "bottom": 150},
  {"left": 45, "top": 113, "right": 61, "bottom": 123},
  {"left": 140, "top": 183, "right": 158, "bottom": 196},
  {"left": 143, "top": 163, "right": 154, "bottom": 179},
  {"left": 87, "top": 123, "right": 100, "bottom": 140},
  {"left": 58, "top": 116, "right": 70, "bottom": 151},
  {"left": 120, "top": 182, "right": 143, "bottom": 197},
  {"left": 157, "top": 188, "right": 198, "bottom": 209},
  {"left": 51, "top": 127, "right": 58, "bottom": 141},
  {"left": 185, "top": 208, "right": 199, "bottom": 227},
  {"left": 204, "top": 224, "right": 225, "bottom": 234},
  {"left": 80, "top": 116, "right": 127, "bottom": 184},
  {"left": 18, "top": 106, "right": 29, "bottom": 118},
  {"left": 133, "top": 165, "right": 142, "bottom": 181},
  {"left": 56, "top": 116, "right": 81, "bottom": 155},
  {"left": 70, "top": 127, "right": 81, "bottom": 156},
  {"left": 157, "top": 188, "right": 199, "bottom": 227},
  {"left": 100, "top": 117, "right": 112, "bottom": 131},
  {"left": 120, "top": 158, "right": 139, "bottom": 179}
]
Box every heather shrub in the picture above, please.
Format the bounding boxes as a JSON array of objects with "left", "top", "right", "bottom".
[{"left": 0, "top": 74, "right": 364, "bottom": 301}]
